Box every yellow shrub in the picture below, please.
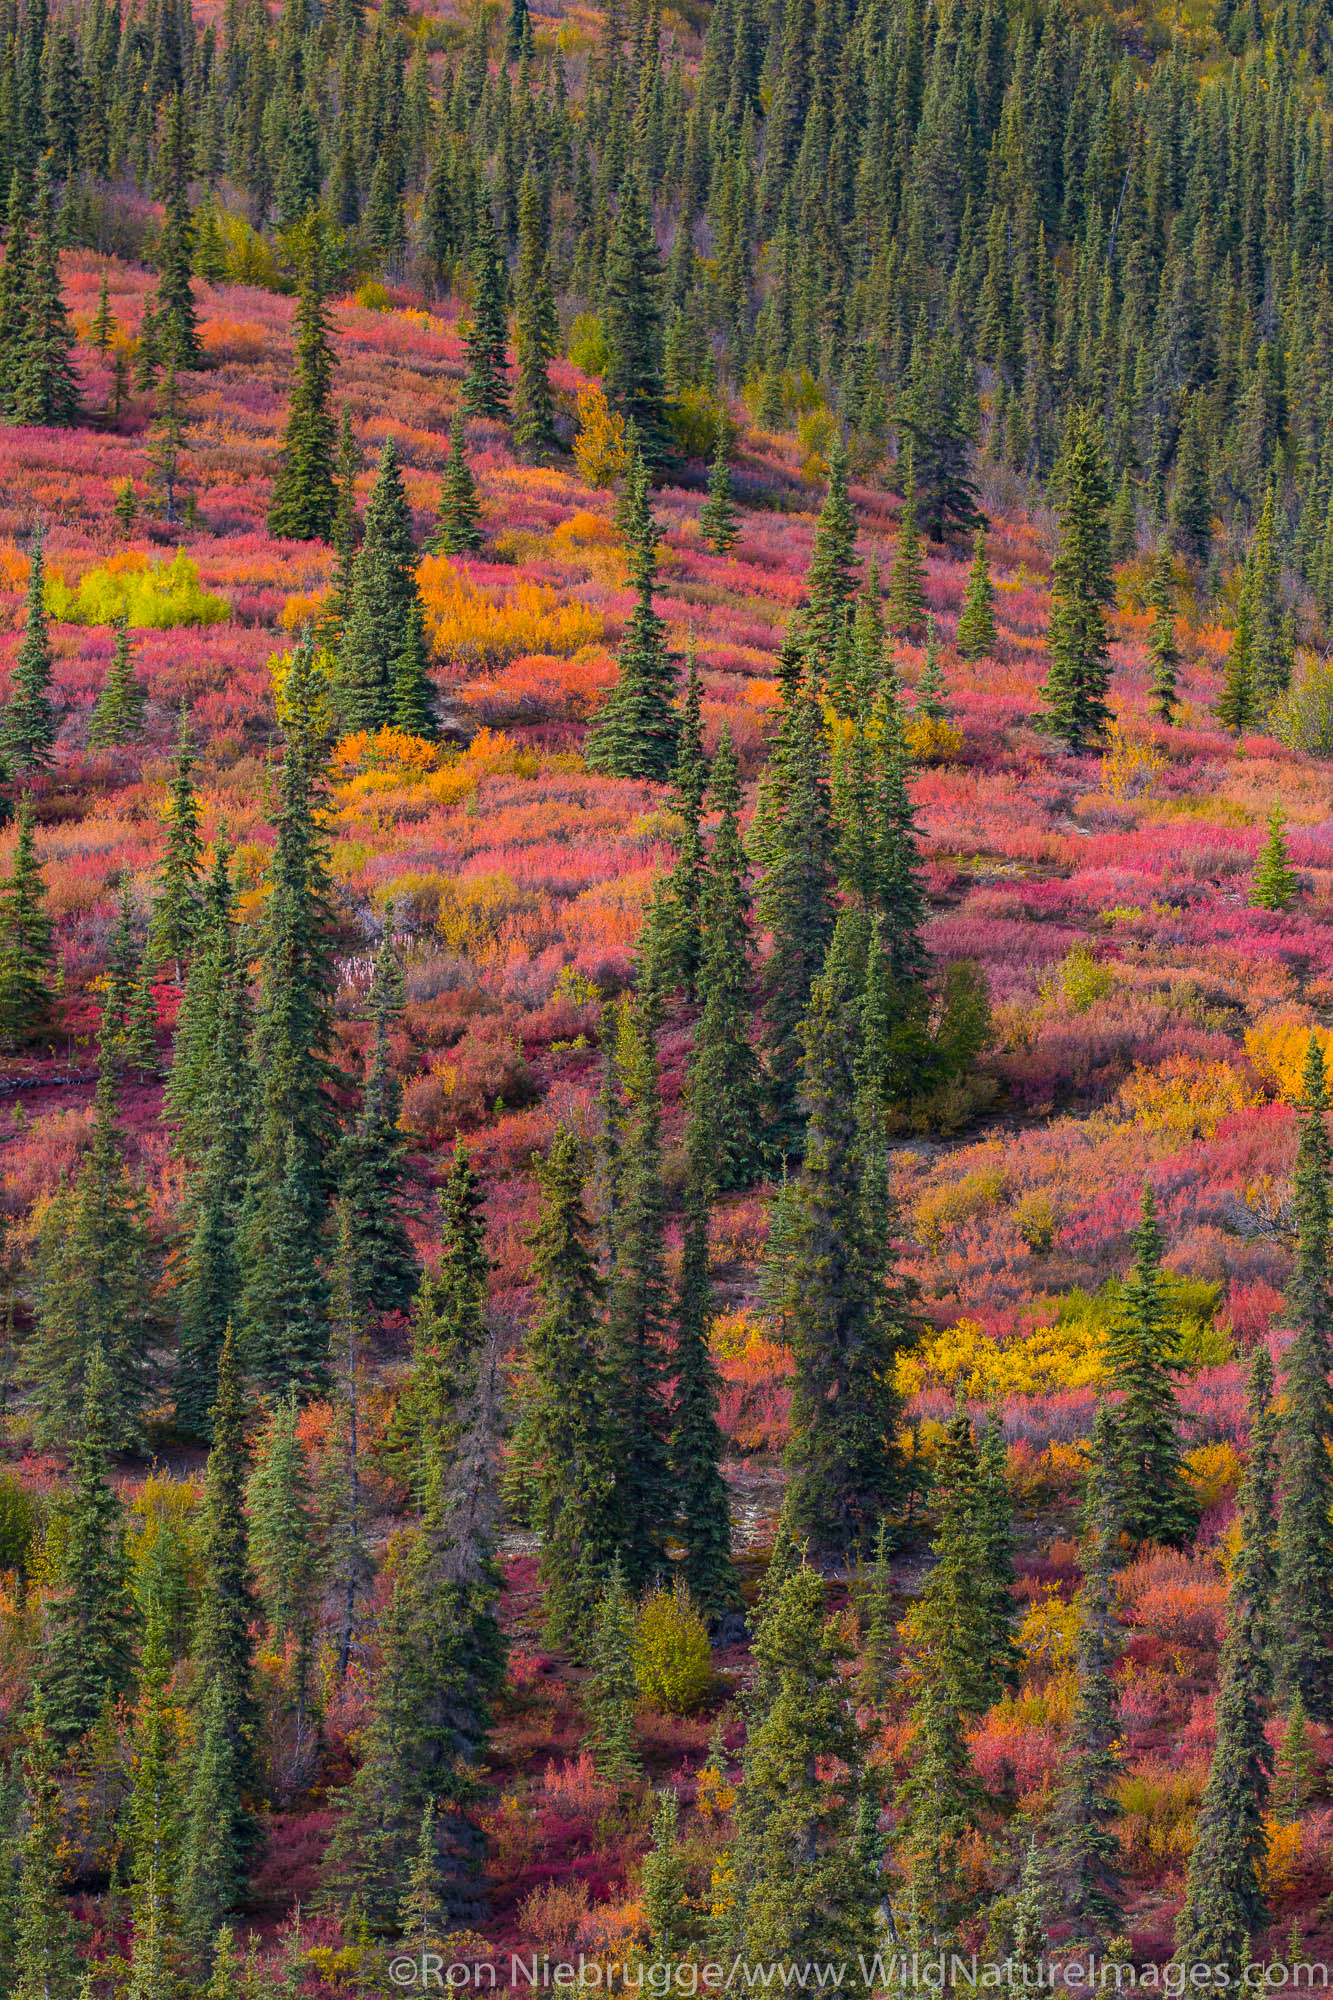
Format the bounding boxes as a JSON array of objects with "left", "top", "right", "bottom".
[
  {"left": 895, "top": 1316, "right": 1107, "bottom": 1402},
  {"left": 419, "top": 557, "right": 602, "bottom": 665},
  {"left": 1245, "top": 1016, "right": 1333, "bottom": 1102},
  {"left": 1018, "top": 1589, "right": 1081, "bottom": 1673},
  {"left": 268, "top": 643, "right": 338, "bottom": 737},
  {"left": 552, "top": 508, "right": 620, "bottom": 551},
  {"left": 1116, "top": 1054, "right": 1256, "bottom": 1139},
  {"left": 279, "top": 589, "right": 325, "bottom": 632},
  {"left": 914, "top": 1161, "right": 1009, "bottom": 1250},
  {"left": 1184, "top": 1440, "right": 1242, "bottom": 1510},
  {"left": 436, "top": 871, "right": 540, "bottom": 964},
  {"left": 1115, "top": 1762, "right": 1206, "bottom": 1865},
  {"left": 904, "top": 713, "right": 965, "bottom": 764},
  {"left": 353, "top": 278, "right": 392, "bottom": 311},
  {"left": 213, "top": 209, "right": 282, "bottom": 287},
  {"left": 1040, "top": 943, "right": 1113, "bottom": 1013},
  {"left": 47, "top": 549, "right": 228, "bottom": 627},
  {"left": 1100, "top": 718, "right": 1165, "bottom": 801},
  {"left": 695, "top": 1762, "right": 737, "bottom": 1821},
  {"left": 632, "top": 1580, "right": 713, "bottom": 1716},
  {"left": 1262, "top": 1817, "right": 1302, "bottom": 1898},
  {"left": 573, "top": 384, "right": 630, "bottom": 489}
]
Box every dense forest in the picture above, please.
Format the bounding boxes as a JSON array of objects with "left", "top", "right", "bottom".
[{"left": 0, "top": 0, "right": 1329, "bottom": 1990}]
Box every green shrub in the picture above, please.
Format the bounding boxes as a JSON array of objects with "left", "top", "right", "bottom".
[
  {"left": 632, "top": 1578, "right": 713, "bottom": 1715},
  {"left": 568, "top": 313, "right": 610, "bottom": 376},
  {"left": 0, "top": 1473, "right": 38, "bottom": 1574},
  {"left": 667, "top": 385, "right": 727, "bottom": 461},
  {"left": 48, "top": 550, "right": 229, "bottom": 629}
]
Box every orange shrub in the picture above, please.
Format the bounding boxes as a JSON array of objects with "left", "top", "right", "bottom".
[{"left": 419, "top": 557, "right": 603, "bottom": 666}]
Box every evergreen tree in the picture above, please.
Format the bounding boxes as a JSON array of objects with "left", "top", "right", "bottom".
[
  {"left": 190, "top": 1330, "right": 261, "bottom": 1883},
  {"left": 321, "top": 406, "right": 361, "bottom": 649},
  {"left": 512, "top": 171, "right": 559, "bottom": 457},
  {"left": 25, "top": 1063, "right": 153, "bottom": 1449},
  {"left": 586, "top": 1561, "right": 640, "bottom": 1783},
  {"left": 886, "top": 449, "right": 926, "bottom": 638},
  {"left": 585, "top": 446, "right": 678, "bottom": 781},
  {"left": 435, "top": 411, "right": 483, "bottom": 555},
  {"left": 1170, "top": 398, "right": 1212, "bottom": 565},
  {"left": 1275, "top": 1036, "right": 1333, "bottom": 1721},
  {"left": 916, "top": 1401, "right": 1016, "bottom": 1718},
  {"left": 1174, "top": 1347, "right": 1278, "bottom": 1982},
  {"left": 237, "top": 642, "right": 339, "bottom": 1397},
  {"left": 147, "top": 708, "right": 203, "bottom": 980},
  {"left": 3, "top": 523, "right": 56, "bottom": 772},
  {"left": 336, "top": 438, "right": 421, "bottom": 732},
  {"left": 684, "top": 728, "right": 764, "bottom": 1190},
  {"left": 461, "top": 204, "right": 510, "bottom": 422},
  {"left": 10, "top": 1696, "right": 79, "bottom": 2000},
  {"left": 724, "top": 1563, "right": 876, "bottom": 1964},
  {"left": 784, "top": 932, "right": 912, "bottom": 1558},
  {"left": 178, "top": 1676, "right": 245, "bottom": 1954},
  {"left": 603, "top": 174, "right": 673, "bottom": 472},
  {"left": 89, "top": 611, "right": 147, "bottom": 749},
  {"left": 643, "top": 644, "right": 707, "bottom": 1000},
  {"left": 1251, "top": 806, "right": 1298, "bottom": 910},
  {"left": 1039, "top": 408, "right": 1114, "bottom": 752},
  {"left": 124, "top": 1606, "right": 183, "bottom": 1999},
  {"left": 11, "top": 163, "right": 78, "bottom": 428},
  {"left": 147, "top": 356, "right": 188, "bottom": 525},
  {"left": 1050, "top": 1405, "right": 1125, "bottom": 1948},
  {"left": 1217, "top": 580, "right": 1257, "bottom": 734},
  {"left": 670, "top": 1167, "right": 739, "bottom": 1619},
  {"left": 955, "top": 528, "right": 997, "bottom": 659},
  {"left": 643, "top": 1790, "right": 691, "bottom": 1957},
  {"left": 268, "top": 214, "right": 337, "bottom": 542},
  {"left": 915, "top": 621, "right": 948, "bottom": 722},
  {"left": 337, "top": 935, "right": 420, "bottom": 1321},
  {"left": 699, "top": 426, "right": 740, "bottom": 555},
  {"left": 1245, "top": 484, "right": 1292, "bottom": 701},
  {"left": 0, "top": 796, "right": 54, "bottom": 1047},
  {"left": 248, "top": 1389, "right": 320, "bottom": 1736},
  {"left": 38, "top": 1346, "right": 139, "bottom": 1745},
  {"left": 1146, "top": 548, "right": 1180, "bottom": 723},
  {"left": 1104, "top": 1185, "right": 1198, "bottom": 1548},
  {"left": 894, "top": 1667, "right": 982, "bottom": 1946},
  {"left": 390, "top": 585, "right": 437, "bottom": 739},
  {"left": 525, "top": 1127, "right": 620, "bottom": 1650},
  {"left": 759, "top": 673, "right": 837, "bottom": 1152},
  {"left": 805, "top": 437, "right": 859, "bottom": 666},
  {"left": 389, "top": 1144, "right": 490, "bottom": 1503},
  {"left": 151, "top": 91, "right": 201, "bottom": 374},
  {"left": 603, "top": 991, "right": 674, "bottom": 1591}
]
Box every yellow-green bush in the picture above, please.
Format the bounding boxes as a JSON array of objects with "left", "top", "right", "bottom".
[
  {"left": 567, "top": 313, "right": 610, "bottom": 375},
  {"left": 49, "top": 550, "right": 228, "bottom": 628},
  {"left": 632, "top": 1579, "right": 713, "bottom": 1715},
  {"left": 668, "top": 385, "right": 728, "bottom": 461},
  {"left": 0, "top": 1472, "right": 39, "bottom": 1573}
]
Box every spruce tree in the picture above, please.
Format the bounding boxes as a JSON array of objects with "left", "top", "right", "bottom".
[
  {"left": 3, "top": 523, "right": 56, "bottom": 772},
  {"left": 190, "top": 1330, "right": 261, "bottom": 1880},
  {"left": 684, "top": 728, "right": 764, "bottom": 1191},
  {"left": 525, "top": 1127, "right": 620, "bottom": 1649},
  {"left": 321, "top": 405, "right": 361, "bottom": 649},
  {"left": 38, "top": 1346, "right": 139, "bottom": 1746},
  {"left": 391, "top": 586, "right": 437, "bottom": 740},
  {"left": 586, "top": 1561, "right": 640, "bottom": 1783},
  {"left": 699, "top": 426, "right": 740, "bottom": 555},
  {"left": 325, "top": 1328, "right": 505, "bottom": 1929},
  {"left": 147, "top": 708, "right": 203, "bottom": 980},
  {"left": 886, "top": 448, "right": 927, "bottom": 638},
  {"left": 603, "top": 175, "right": 673, "bottom": 472},
  {"left": 151, "top": 91, "right": 201, "bottom": 375},
  {"left": 89, "top": 611, "right": 147, "bottom": 749},
  {"left": 760, "top": 675, "right": 837, "bottom": 1153},
  {"left": 1170, "top": 398, "right": 1212, "bottom": 565},
  {"left": 248, "top": 1388, "right": 320, "bottom": 1737},
  {"left": 1218, "top": 581, "right": 1256, "bottom": 734},
  {"left": 461, "top": 203, "right": 510, "bottom": 422},
  {"left": 512, "top": 171, "right": 559, "bottom": 457},
  {"left": 0, "top": 175, "right": 31, "bottom": 421},
  {"left": 955, "top": 527, "right": 997, "bottom": 659},
  {"left": 1039, "top": 407, "right": 1114, "bottom": 752},
  {"left": 10, "top": 1696, "right": 79, "bottom": 2000},
  {"left": 25, "top": 1062, "right": 153, "bottom": 1449},
  {"left": 336, "top": 438, "right": 421, "bottom": 732},
  {"left": 435, "top": 411, "right": 483, "bottom": 555},
  {"left": 1275, "top": 1036, "right": 1333, "bottom": 1721},
  {"left": 805, "top": 436, "right": 859, "bottom": 667},
  {"left": 585, "top": 446, "right": 678, "bottom": 781},
  {"left": 894, "top": 1667, "right": 982, "bottom": 1945},
  {"left": 1174, "top": 1347, "right": 1278, "bottom": 1982},
  {"left": 179, "top": 1676, "right": 246, "bottom": 1955},
  {"left": 1105, "top": 1185, "right": 1198, "bottom": 1548},
  {"left": 338, "top": 936, "right": 420, "bottom": 1322},
  {"left": 267, "top": 214, "right": 337, "bottom": 543},
  {"left": 0, "top": 796, "right": 54, "bottom": 1047},
  {"left": 784, "top": 932, "right": 912, "bottom": 1558},
  {"left": 643, "top": 643, "right": 707, "bottom": 1000},
  {"left": 1050, "top": 1405, "right": 1125, "bottom": 1948},
  {"left": 643, "top": 1790, "right": 691, "bottom": 1957},
  {"left": 603, "top": 990, "right": 674, "bottom": 1592},
  {"left": 238, "top": 641, "right": 339, "bottom": 1397},
  {"left": 389, "top": 1144, "right": 490, "bottom": 1503},
  {"left": 670, "top": 1168, "right": 739, "bottom": 1619},
  {"left": 1251, "top": 806, "right": 1298, "bottom": 910},
  {"left": 724, "top": 1562, "right": 875, "bottom": 1964},
  {"left": 917, "top": 1401, "right": 1016, "bottom": 1718},
  {"left": 1146, "top": 548, "right": 1180, "bottom": 723},
  {"left": 11, "top": 162, "right": 78, "bottom": 428},
  {"left": 124, "top": 1607, "right": 183, "bottom": 1997}
]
